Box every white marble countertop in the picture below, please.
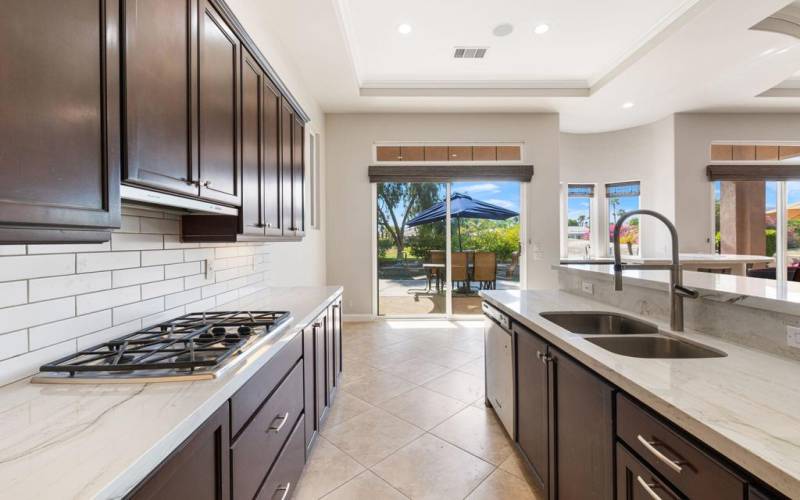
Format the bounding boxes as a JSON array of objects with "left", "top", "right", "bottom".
[
  {"left": 480, "top": 288, "right": 800, "bottom": 498},
  {"left": 0, "top": 285, "right": 343, "bottom": 500},
  {"left": 557, "top": 263, "right": 800, "bottom": 315}
]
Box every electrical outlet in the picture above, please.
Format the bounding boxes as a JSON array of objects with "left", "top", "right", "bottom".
[
  {"left": 205, "top": 258, "right": 215, "bottom": 279},
  {"left": 581, "top": 281, "right": 594, "bottom": 295},
  {"left": 787, "top": 325, "right": 800, "bottom": 349}
]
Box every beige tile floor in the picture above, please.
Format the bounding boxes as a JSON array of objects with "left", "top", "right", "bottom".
[{"left": 294, "top": 319, "right": 543, "bottom": 500}]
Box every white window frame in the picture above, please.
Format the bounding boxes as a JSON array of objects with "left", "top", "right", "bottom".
[
  {"left": 603, "top": 181, "right": 642, "bottom": 259},
  {"left": 308, "top": 130, "right": 322, "bottom": 230}
]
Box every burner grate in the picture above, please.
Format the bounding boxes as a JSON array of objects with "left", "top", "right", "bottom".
[{"left": 39, "top": 311, "right": 290, "bottom": 376}]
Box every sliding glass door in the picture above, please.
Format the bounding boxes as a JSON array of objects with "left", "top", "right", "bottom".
[{"left": 376, "top": 181, "right": 521, "bottom": 317}]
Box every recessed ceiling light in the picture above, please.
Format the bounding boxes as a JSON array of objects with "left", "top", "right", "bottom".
[
  {"left": 493, "top": 23, "right": 514, "bottom": 37},
  {"left": 622, "top": 101, "right": 635, "bottom": 109},
  {"left": 534, "top": 23, "right": 550, "bottom": 35},
  {"left": 397, "top": 23, "right": 412, "bottom": 35}
]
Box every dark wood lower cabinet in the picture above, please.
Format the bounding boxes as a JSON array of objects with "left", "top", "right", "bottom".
[
  {"left": 127, "top": 403, "right": 230, "bottom": 500},
  {"left": 616, "top": 443, "right": 681, "bottom": 500},
  {"left": 130, "top": 295, "right": 343, "bottom": 500}
]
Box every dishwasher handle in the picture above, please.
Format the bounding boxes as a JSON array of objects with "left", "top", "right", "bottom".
[{"left": 482, "top": 302, "right": 511, "bottom": 331}]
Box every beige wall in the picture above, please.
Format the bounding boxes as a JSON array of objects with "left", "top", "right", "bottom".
[
  {"left": 228, "top": 0, "right": 327, "bottom": 287},
  {"left": 325, "top": 113, "right": 561, "bottom": 315},
  {"left": 674, "top": 113, "right": 800, "bottom": 252},
  {"left": 560, "top": 116, "right": 676, "bottom": 258}
]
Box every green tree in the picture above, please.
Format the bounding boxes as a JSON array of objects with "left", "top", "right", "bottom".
[{"left": 377, "top": 183, "right": 441, "bottom": 259}]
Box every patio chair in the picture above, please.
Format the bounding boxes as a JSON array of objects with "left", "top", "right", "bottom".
[
  {"left": 451, "top": 252, "right": 470, "bottom": 291},
  {"left": 473, "top": 252, "right": 497, "bottom": 290},
  {"left": 506, "top": 251, "right": 519, "bottom": 278},
  {"left": 428, "top": 250, "right": 445, "bottom": 292}
]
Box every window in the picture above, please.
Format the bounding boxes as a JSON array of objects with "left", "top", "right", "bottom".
[
  {"left": 565, "top": 184, "right": 594, "bottom": 259},
  {"left": 606, "top": 181, "right": 640, "bottom": 257}
]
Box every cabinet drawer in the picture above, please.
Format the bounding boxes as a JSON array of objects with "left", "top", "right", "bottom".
[
  {"left": 232, "top": 361, "right": 304, "bottom": 500},
  {"left": 255, "top": 414, "right": 306, "bottom": 500},
  {"left": 616, "top": 442, "right": 682, "bottom": 500},
  {"left": 616, "top": 394, "right": 745, "bottom": 500},
  {"left": 448, "top": 146, "right": 473, "bottom": 161},
  {"left": 231, "top": 332, "right": 302, "bottom": 437}
]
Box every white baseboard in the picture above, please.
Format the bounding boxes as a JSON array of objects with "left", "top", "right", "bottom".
[{"left": 343, "top": 314, "right": 377, "bottom": 322}]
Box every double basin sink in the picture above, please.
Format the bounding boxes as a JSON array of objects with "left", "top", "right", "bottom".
[{"left": 540, "top": 312, "right": 726, "bottom": 359}]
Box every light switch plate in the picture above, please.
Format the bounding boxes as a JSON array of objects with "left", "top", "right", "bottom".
[
  {"left": 787, "top": 325, "right": 800, "bottom": 349},
  {"left": 581, "top": 281, "right": 594, "bottom": 295}
]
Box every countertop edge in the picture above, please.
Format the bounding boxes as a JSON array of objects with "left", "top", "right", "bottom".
[
  {"left": 480, "top": 290, "right": 799, "bottom": 498},
  {"left": 98, "top": 286, "right": 344, "bottom": 499}
]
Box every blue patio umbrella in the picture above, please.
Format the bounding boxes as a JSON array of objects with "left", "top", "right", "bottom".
[{"left": 407, "top": 192, "right": 518, "bottom": 251}]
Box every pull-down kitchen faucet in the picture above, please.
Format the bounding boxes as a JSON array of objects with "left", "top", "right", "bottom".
[{"left": 612, "top": 209, "right": 698, "bottom": 331}]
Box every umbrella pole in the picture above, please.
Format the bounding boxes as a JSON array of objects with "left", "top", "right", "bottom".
[{"left": 457, "top": 217, "right": 463, "bottom": 251}]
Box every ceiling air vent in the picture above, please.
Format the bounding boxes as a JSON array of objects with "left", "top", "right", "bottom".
[{"left": 453, "top": 46, "right": 488, "bottom": 59}]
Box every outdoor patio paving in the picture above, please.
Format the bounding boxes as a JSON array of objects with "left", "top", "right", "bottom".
[{"left": 379, "top": 276, "right": 519, "bottom": 316}]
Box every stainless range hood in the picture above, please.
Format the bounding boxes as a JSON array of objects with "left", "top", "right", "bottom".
[{"left": 121, "top": 185, "right": 238, "bottom": 216}]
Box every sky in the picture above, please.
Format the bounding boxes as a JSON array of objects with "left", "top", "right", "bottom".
[
  {"left": 714, "top": 181, "right": 800, "bottom": 211},
  {"left": 452, "top": 181, "right": 520, "bottom": 212},
  {"left": 567, "top": 195, "right": 639, "bottom": 221}
]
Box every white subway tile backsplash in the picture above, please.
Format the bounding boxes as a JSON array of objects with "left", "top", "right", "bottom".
[
  {"left": 0, "top": 330, "right": 28, "bottom": 361},
  {"left": 0, "top": 297, "right": 75, "bottom": 335},
  {"left": 29, "top": 272, "right": 111, "bottom": 302},
  {"left": 164, "top": 289, "right": 202, "bottom": 309},
  {"left": 0, "top": 245, "right": 26, "bottom": 256},
  {"left": 76, "top": 286, "right": 141, "bottom": 315},
  {"left": 113, "top": 297, "right": 164, "bottom": 325},
  {"left": 140, "top": 218, "right": 179, "bottom": 235},
  {"left": 77, "top": 251, "right": 140, "bottom": 273},
  {"left": 0, "top": 206, "right": 273, "bottom": 386},
  {"left": 0, "top": 281, "right": 27, "bottom": 308},
  {"left": 141, "top": 249, "right": 184, "bottom": 266},
  {"left": 113, "top": 266, "right": 164, "bottom": 287},
  {"left": 111, "top": 233, "right": 163, "bottom": 251},
  {"left": 164, "top": 261, "right": 201, "bottom": 279},
  {"left": 29, "top": 310, "right": 112, "bottom": 350},
  {"left": 0, "top": 254, "right": 75, "bottom": 282},
  {"left": 0, "top": 340, "right": 75, "bottom": 387},
  {"left": 77, "top": 319, "right": 142, "bottom": 350},
  {"left": 141, "top": 278, "right": 184, "bottom": 299}
]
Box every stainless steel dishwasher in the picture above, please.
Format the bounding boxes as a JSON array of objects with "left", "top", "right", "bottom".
[{"left": 483, "top": 301, "right": 514, "bottom": 437}]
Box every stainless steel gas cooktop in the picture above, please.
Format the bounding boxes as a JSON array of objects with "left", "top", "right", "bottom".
[{"left": 31, "top": 311, "right": 291, "bottom": 384}]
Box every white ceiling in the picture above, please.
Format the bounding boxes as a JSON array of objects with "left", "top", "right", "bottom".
[{"left": 240, "top": 0, "right": 800, "bottom": 132}]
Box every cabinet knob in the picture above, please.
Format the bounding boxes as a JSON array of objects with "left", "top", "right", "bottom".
[
  {"left": 313, "top": 322, "right": 322, "bottom": 328},
  {"left": 181, "top": 178, "right": 198, "bottom": 186},
  {"left": 266, "top": 223, "right": 272, "bottom": 228},
  {"left": 289, "top": 226, "right": 298, "bottom": 231},
  {"left": 203, "top": 180, "right": 212, "bottom": 187}
]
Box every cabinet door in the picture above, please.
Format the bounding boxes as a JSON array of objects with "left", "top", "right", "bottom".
[
  {"left": 123, "top": 0, "right": 198, "bottom": 197},
  {"left": 326, "top": 306, "right": 335, "bottom": 400},
  {"left": 280, "top": 98, "right": 294, "bottom": 235},
  {"left": 0, "top": 0, "right": 120, "bottom": 240},
  {"left": 198, "top": 0, "right": 240, "bottom": 206},
  {"left": 616, "top": 443, "right": 681, "bottom": 500},
  {"left": 239, "top": 50, "right": 264, "bottom": 236},
  {"left": 291, "top": 117, "right": 305, "bottom": 236},
  {"left": 552, "top": 349, "right": 614, "bottom": 500},
  {"left": 332, "top": 300, "right": 342, "bottom": 386},
  {"left": 514, "top": 326, "right": 550, "bottom": 492},
  {"left": 129, "top": 403, "right": 230, "bottom": 500},
  {"left": 262, "top": 79, "right": 282, "bottom": 235},
  {"left": 303, "top": 326, "right": 317, "bottom": 454}
]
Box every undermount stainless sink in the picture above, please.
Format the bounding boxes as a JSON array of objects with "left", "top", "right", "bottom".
[
  {"left": 540, "top": 311, "right": 659, "bottom": 335},
  {"left": 585, "top": 335, "right": 727, "bottom": 359}
]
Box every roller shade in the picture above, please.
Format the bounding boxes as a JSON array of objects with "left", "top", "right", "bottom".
[
  {"left": 368, "top": 164, "right": 534, "bottom": 183},
  {"left": 568, "top": 184, "right": 595, "bottom": 197},
  {"left": 605, "top": 181, "right": 640, "bottom": 197},
  {"left": 707, "top": 164, "right": 800, "bottom": 181}
]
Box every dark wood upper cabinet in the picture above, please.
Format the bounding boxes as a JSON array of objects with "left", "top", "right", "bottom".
[
  {"left": 262, "top": 78, "right": 283, "bottom": 236},
  {"left": 280, "top": 98, "right": 295, "bottom": 234},
  {"left": 291, "top": 116, "right": 306, "bottom": 236},
  {"left": 0, "top": 0, "right": 121, "bottom": 243},
  {"left": 240, "top": 50, "right": 263, "bottom": 236},
  {"left": 198, "top": 0, "right": 241, "bottom": 206},
  {"left": 122, "top": 0, "right": 198, "bottom": 197},
  {"left": 127, "top": 403, "right": 230, "bottom": 500}
]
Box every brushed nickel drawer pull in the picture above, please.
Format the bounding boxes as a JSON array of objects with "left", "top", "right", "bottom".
[
  {"left": 637, "top": 434, "right": 684, "bottom": 473},
  {"left": 636, "top": 476, "right": 663, "bottom": 500},
  {"left": 267, "top": 412, "right": 290, "bottom": 433},
  {"left": 274, "top": 482, "right": 291, "bottom": 500}
]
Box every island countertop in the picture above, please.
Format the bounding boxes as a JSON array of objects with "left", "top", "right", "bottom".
[
  {"left": 481, "top": 288, "right": 800, "bottom": 498},
  {"left": 0, "top": 285, "right": 342, "bottom": 500}
]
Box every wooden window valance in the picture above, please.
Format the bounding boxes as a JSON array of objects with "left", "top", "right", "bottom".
[
  {"left": 368, "top": 164, "right": 534, "bottom": 183},
  {"left": 706, "top": 164, "right": 800, "bottom": 181},
  {"left": 369, "top": 164, "right": 533, "bottom": 182},
  {"left": 567, "top": 184, "right": 595, "bottom": 197},
  {"left": 605, "top": 181, "right": 640, "bottom": 197}
]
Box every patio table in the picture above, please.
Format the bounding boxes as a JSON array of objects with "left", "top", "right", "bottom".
[{"left": 422, "top": 263, "right": 445, "bottom": 292}]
